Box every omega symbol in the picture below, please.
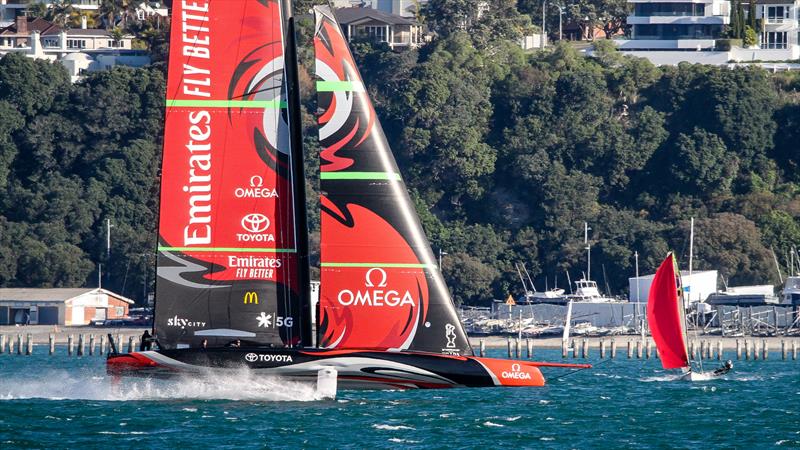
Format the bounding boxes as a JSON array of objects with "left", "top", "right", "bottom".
[{"left": 365, "top": 267, "right": 388, "bottom": 287}]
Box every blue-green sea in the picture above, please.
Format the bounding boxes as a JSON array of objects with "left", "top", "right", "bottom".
[{"left": 1, "top": 347, "right": 798, "bottom": 449}]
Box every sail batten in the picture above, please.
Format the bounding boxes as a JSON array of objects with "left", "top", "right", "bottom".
[{"left": 313, "top": 6, "right": 473, "bottom": 356}]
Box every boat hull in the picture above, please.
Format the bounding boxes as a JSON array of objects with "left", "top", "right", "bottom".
[{"left": 106, "top": 348, "right": 558, "bottom": 389}]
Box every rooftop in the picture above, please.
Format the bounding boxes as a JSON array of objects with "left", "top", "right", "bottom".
[
  {"left": 0, "top": 288, "right": 134, "bottom": 304},
  {"left": 335, "top": 7, "right": 417, "bottom": 26}
]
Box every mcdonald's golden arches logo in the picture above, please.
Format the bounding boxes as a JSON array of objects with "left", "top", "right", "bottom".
[{"left": 243, "top": 291, "right": 259, "bottom": 304}]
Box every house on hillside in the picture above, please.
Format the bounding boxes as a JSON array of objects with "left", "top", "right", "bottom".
[
  {"left": 0, "top": 16, "right": 149, "bottom": 81},
  {"left": 0, "top": 288, "right": 133, "bottom": 326},
  {"left": 335, "top": 7, "right": 424, "bottom": 50},
  {"left": 753, "top": 0, "right": 800, "bottom": 57}
]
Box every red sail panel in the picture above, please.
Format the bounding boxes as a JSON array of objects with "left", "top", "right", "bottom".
[
  {"left": 155, "top": 0, "right": 302, "bottom": 349},
  {"left": 647, "top": 253, "right": 690, "bottom": 369},
  {"left": 313, "top": 6, "right": 472, "bottom": 356}
]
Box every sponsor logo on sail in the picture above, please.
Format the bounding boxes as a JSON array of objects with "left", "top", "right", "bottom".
[
  {"left": 501, "top": 363, "right": 532, "bottom": 380},
  {"left": 237, "top": 213, "right": 275, "bottom": 242},
  {"left": 337, "top": 268, "right": 415, "bottom": 307},
  {"left": 243, "top": 291, "right": 259, "bottom": 304},
  {"left": 244, "top": 352, "right": 293, "bottom": 363},
  {"left": 256, "top": 311, "right": 293, "bottom": 328},
  {"left": 166, "top": 315, "right": 207, "bottom": 328},
  {"left": 445, "top": 323, "right": 457, "bottom": 348},
  {"left": 234, "top": 175, "right": 279, "bottom": 199}
]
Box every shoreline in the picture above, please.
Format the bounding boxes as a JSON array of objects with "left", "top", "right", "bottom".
[{"left": 1, "top": 325, "right": 797, "bottom": 349}]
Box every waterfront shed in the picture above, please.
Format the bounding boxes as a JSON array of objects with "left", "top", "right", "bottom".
[{"left": 0, "top": 288, "right": 133, "bottom": 326}]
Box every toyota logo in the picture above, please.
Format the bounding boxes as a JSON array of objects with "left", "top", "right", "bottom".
[
  {"left": 241, "top": 213, "right": 270, "bottom": 233},
  {"left": 245, "top": 353, "right": 258, "bottom": 362}
]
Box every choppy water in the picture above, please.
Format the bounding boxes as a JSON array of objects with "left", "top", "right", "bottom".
[{"left": 1, "top": 347, "right": 798, "bottom": 449}]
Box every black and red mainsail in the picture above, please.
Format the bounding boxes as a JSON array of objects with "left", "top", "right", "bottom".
[
  {"left": 155, "top": 0, "right": 308, "bottom": 349},
  {"left": 313, "top": 6, "right": 472, "bottom": 356}
]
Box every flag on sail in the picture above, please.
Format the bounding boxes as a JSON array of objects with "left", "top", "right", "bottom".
[
  {"left": 647, "top": 253, "right": 690, "bottom": 369},
  {"left": 155, "top": 0, "right": 303, "bottom": 349},
  {"left": 313, "top": 6, "right": 472, "bottom": 356}
]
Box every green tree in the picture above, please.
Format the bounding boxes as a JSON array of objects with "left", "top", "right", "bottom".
[{"left": 669, "top": 128, "right": 738, "bottom": 195}]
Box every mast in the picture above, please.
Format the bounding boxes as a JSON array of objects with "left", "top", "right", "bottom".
[
  {"left": 584, "top": 222, "right": 591, "bottom": 281},
  {"left": 281, "top": 0, "right": 312, "bottom": 347}
]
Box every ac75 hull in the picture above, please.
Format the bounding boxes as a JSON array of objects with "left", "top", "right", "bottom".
[{"left": 107, "top": 348, "right": 589, "bottom": 390}]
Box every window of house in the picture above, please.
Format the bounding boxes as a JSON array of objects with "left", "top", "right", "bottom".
[
  {"left": 115, "top": 307, "right": 124, "bottom": 317},
  {"left": 766, "top": 6, "right": 789, "bottom": 23},
  {"left": 361, "top": 25, "right": 388, "bottom": 42},
  {"left": 42, "top": 38, "right": 58, "bottom": 48},
  {"left": 764, "top": 31, "right": 788, "bottom": 48},
  {"left": 66, "top": 39, "right": 86, "bottom": 49}
]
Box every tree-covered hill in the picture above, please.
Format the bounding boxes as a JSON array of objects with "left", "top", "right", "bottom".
[{"left": 1, "top": 4, "right": 799, "bottom": 305}]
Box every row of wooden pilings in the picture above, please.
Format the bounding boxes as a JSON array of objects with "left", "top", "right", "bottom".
[
  {"left": 0, "top": 334, "right": 137, "bottom": 356},
  {"left": 474, "top": 337, "right": 800, "bottom": 361}
]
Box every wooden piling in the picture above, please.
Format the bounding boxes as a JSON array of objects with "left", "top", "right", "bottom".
[
  {"left": 655, "top": 346, "right": 660, "bottom": 359},
  {"left": 610, "top": 339, "right": 617, "bottom": 359},
  {"left": 67, "top": 334, "right": 74, "bottom": 356},
  {"left": 479, "top": 340, "right": 485, "bottom": 357},
  {"left": 89, "top": 334, "right": 95, "bottom": 356},
  {"left": 762, "top": 339, "right": 768, "bottom": 360},
  {"left": 699, "top": 341, "right": 705, "bottom": 360},
  {"left": 793, "top": 341, "right": 797, "bottom": 360},
  {"left": 745, "top": 340, "right": 750, "bottom": 360},
  {"left": 7, "top": 335, "right": 13, "bottom": 354},
  {"left": 25, "top": 334, "right": 32, "bottom": 355},
  {"left": 514, "top": 338, "right": 521, "bottom": 359},
  {"left": 754, "top": 340, "right": 760, "bottom": 360},
  {"left": 690, "top": 341, "right": 696, "bottom": 360},
  {"left": 127, "top": 336, "right": 134, "bottom": 354},
  {"left": 646, "top": 340, "right": 651, "bottom": 359},
  {"left": 526, "top": 338, "right": 532, "bottom": 359},
  {"left": 706, "top": 341, "right": 712, "bottom": 360},
  {"left": 717, "top": 341, "right": 723, "bottom": 360},
  {"left": 507, "top": 337, "right": 512, "bottom": 358},
  {"left": 16, "top": 334, "right": 22, "bottom": 355},
  {"left": 627, "top": 340, "right": 633, "bottom": 359},
  {"left": 99, "top": 335, "right": 106, "bottom": 355},
  {"left": 572, "top": 340, "right": 578, "bottom": 358},
  {"left": 600, "top": 339, "right": 606, "bottom": 359},
  {"left": 77, "top": 334, "right": 84, "bottom": 357},
  {"left": 49, "top": 334, "right": 55, "bottom": 355},
  {"left": 582, "top": 339, "right": 588, "bottom": 358},
  {"left": 782, "top": 340, "right": 787, "bottom": 360},
  {"left": 636, "top": 340, "right": 643, "bottom": 359},
  {"left": 736, "top": 339, "right": 742, "bottom": 360},
  {"left": 0, "top": 334, "right": 5, "bottom": 354}
]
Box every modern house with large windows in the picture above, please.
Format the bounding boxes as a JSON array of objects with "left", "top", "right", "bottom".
[
  {"left": 755, "top": 0, "right": 799, "bottom": 51},
  {"left": 610, "top": 0, "right": 800, "bottom": 65},
  {"left": 623, "top": 0, "right": 731, "bottom": 50}
]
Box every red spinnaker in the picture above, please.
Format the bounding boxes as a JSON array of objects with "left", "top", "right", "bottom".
[{"left": 647, "top": 253, "right": 689, "bottom": 369}]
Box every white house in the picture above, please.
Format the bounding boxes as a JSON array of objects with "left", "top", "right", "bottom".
[
  {"left": 0, "top": 16, "right": 149, "bottom": 82},
  {"left": 0, "top": 288, "right": 134, "bottom": 326},
  {"left": 335, "top": 7, "right": 423, "bottom": 50}
]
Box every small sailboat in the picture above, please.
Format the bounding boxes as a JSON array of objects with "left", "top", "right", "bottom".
[
  {"left": 106, "top": 1, "right": 589, "bottom": 391},
  {"left": 647, "top": 253, "right": 730, "bottom": 381}
]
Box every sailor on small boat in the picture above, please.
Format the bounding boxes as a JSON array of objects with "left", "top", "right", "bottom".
[{"left": 713, "top": 360, "right": 733, "bottom": 376}]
